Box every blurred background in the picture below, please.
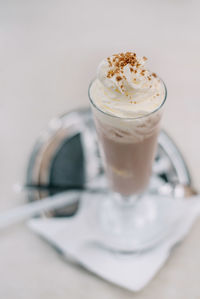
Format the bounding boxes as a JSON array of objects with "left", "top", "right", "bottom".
[{"left": 0, "top": 0, "right": 200, "bottom": 297}]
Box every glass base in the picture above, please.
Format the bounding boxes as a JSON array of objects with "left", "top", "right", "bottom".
[{"left": 89, "top": 193, "right": 177, "bottom": 253}]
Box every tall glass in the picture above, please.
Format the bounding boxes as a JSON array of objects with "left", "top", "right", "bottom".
[{"left": 88, "top": 79, "right": 167, "bottom": 252}]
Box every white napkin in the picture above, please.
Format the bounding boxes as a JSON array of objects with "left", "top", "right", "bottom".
[{"left": 28, "top": 195, "right": 200, "bottom": 292}]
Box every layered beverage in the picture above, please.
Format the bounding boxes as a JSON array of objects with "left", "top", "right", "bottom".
[{"left": 89, "top": 52, "right": 166, "bottom": 196}]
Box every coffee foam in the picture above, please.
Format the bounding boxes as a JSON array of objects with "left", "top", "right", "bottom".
[
  {"left": 90, "top": 52, "right": 166, "bottom": 143},
  {"left": 90, "top": 52, "right": 165, "bottom": 119}
]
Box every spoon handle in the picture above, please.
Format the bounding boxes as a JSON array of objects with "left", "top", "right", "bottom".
[{"left": 0, "top": 190, "right": 82, "bottom": 229}]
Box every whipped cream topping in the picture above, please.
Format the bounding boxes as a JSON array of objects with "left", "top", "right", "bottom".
[{"left": 90, "top": 52, "right": 165, "bottom": 118}]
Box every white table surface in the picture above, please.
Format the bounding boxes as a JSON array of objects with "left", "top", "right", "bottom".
[{"left": 0, "top": 0, "right": 200, "bottom": 298}]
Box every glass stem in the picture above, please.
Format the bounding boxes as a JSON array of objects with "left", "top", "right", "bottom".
[
  {"left": 105, "top": 193, "right": 141, "bottom": 234},
  {"left": 114, "top": 192, "right": 140, "bottom": 207}
]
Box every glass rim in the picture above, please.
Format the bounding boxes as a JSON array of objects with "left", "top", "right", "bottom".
[{"left": 88, "top": 77, "right": 167, "bottom": 120}]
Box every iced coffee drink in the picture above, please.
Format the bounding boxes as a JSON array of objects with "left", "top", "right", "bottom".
[
  {"left": 89, "top": 52, "right": 166, "bottom": 196},
  {"left": 88, "top": 52, "right": 167, "bottom": 252}
]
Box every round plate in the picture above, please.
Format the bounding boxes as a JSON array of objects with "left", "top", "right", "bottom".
[{"left": 26, "top": 107, "right": 191, "bottom": 217}]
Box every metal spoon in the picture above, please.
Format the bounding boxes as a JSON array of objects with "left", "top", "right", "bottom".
[{"left": 0, "top": 183, "right": 197, "bottom": 231}]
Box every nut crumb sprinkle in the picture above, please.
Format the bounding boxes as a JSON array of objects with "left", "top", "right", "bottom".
[
  {"left": 116, "top": 76, "right": 122, "bottom": 81},
  {"left": 105, "top": 52, "right": 158, "bottom": 89},
  {"left": 106, "top": 52, "right": 139, "bottom": 78}
]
